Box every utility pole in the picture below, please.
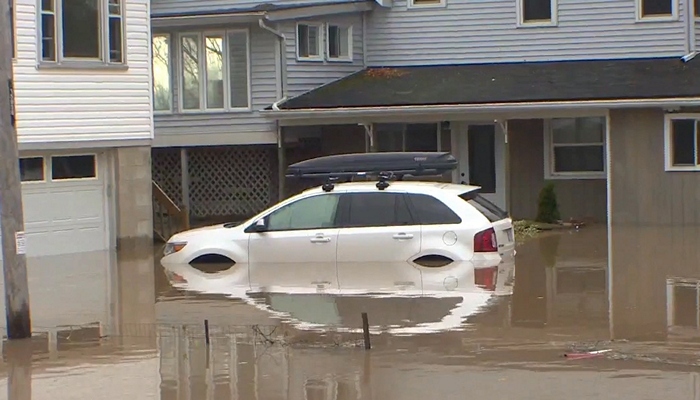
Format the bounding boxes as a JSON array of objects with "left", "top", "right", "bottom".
[{"left": 0, "top": 0, "right": 32, "bottom": 339}]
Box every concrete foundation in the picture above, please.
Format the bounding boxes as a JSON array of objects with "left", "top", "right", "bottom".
[{"left": 115, "top": 146, "right": 153, "bottom": 249}]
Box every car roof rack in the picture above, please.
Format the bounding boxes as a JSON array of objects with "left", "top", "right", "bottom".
[{"left": 285, "top": 152, "right": 458, "bottom": 192}]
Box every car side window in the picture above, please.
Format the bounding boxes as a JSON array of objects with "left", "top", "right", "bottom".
[
  {"left": 406, "top": 194, "right": 462, "bottom": 225},
  {"left": 266, "top": 194, "right": 341, "bottom": 231},
  {"left": 344, "top": 192, "right": 414, "bottom": 228}
]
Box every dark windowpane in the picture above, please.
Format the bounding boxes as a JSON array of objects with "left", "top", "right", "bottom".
[
  {"left": 108, "top": 17, "right": 122, "bottom": 63},
  {"left": 468, "top": 125, "right": 496, "bottom": 193},
  {"left": 228, "top": 31, "right": 249, "bottom": 108},
  {"left": 672, "top": 119, "right": 696, "bottom": 166},
  {"left": 672, "top": 285, "right": 698, "bottom": 327},
  {"left": 51, "top": 155, "right": 96, "bottom": 180},
  {"left": 405, "top": 123, "right": 437, "bottom": 151},
  {"left": 328, "top": 25, "right": 339, "bottom": 58},
  {"left": 642, "top": 0, "right": 672, "bottom": 16},
  {"left": 297, "top": 24, "right": 309, "bottom": 57},
  {"left": 42, "top": 0, "right": 53, "bottom": 11},
  {"left": 553, "top": 146, "right": 604, "bottom": 172},
  {"left": 460, "top": 192, "right": 508, "bottom": 222},
  {"left": 108, "top": 0, "right": 120, "bottom": 14},
  {"left": 267, "top": 194, "right": 340, "bottom": 231},
  {"left": 696, "top": 0, "right": 700, "bottom": 16},
  {"left": 407, "top": 194, "right": 461, "bottom": 225},
  {"left": 10, "top": 0, "right": 14, "bottom": 57},
  {"left": 62, "top": 0, "right": 100, "bottom": 59},
  {"left": 181, "top": 35, "right": 200, "bottom": 110},
  {"left": 375, "top": 123, "right": 403, "bottom": 152},
  {"left": 19, "top": 158, "right": 44, "bottom": 182},
  {"left": 41, "top": 14, "right": 56, "bottom": 61},
  {"left": 346, "top": 193, "right": 413, "bottom": 228},
  {"left": 522, "top": 0, "right": 552, "bottom": 21}
]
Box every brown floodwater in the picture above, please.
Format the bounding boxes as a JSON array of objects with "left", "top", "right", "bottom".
[{"left": 0, "top": 224, "right": 699, "bottom": 399}]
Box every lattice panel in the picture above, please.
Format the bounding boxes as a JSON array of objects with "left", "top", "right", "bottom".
[
  {"left": 152, "top": 148, "right": 183, "bottom": 206},
  {"left": 188, "top": 146, "right": 276, "bottom": 218}
]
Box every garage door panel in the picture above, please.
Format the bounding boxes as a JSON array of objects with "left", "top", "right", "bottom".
[{"left": 1, "top": 153, "right": 109, "bottom": 258}]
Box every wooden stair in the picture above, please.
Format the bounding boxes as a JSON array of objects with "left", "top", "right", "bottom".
[{"left": 152, "top": 181, "right": 190, "bottom": 243}]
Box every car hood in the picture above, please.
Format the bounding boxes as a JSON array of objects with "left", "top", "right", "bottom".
[{"left": 170, "top": 223, "right": 234, "bottom": 242}]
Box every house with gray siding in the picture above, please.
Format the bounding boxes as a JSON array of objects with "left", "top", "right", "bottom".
[{"left": 150, "top": 0, "right": 700, "bottom": 235}]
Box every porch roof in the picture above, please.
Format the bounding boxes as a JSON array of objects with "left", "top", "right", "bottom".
[{"left": 264, "top": 57, "right": 700, "bottom": 119}]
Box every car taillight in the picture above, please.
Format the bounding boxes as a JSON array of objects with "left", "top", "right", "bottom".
[
  {"left": 474, "top": 266, "right": 498, "bottom": 291},
  {"left": 474, "top": 227, "right": 498, "bottom": 252}
]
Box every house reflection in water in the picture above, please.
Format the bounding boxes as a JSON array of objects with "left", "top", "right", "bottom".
[
  {"left": 666, "top": 277, "right": 700, "bottom": 340},
  {"left": 157, "top": 326, "right": 366, "bottom": 400}
]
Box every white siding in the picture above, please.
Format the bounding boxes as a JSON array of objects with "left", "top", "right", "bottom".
[
  {"left": 12, "top": 0, "right": 153, "bottom": 146},
  {"left": 366, "top": 0, "right": 688, "bottom": 66}
]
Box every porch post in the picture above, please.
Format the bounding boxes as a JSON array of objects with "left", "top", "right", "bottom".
[
  {"left": 180, "top": 148, "right": 190, "bottom": 223},
  {"left": 277, "top": 124, "right": 286, "bottom": 201},
  {"left": 503, "top": 120, "right": 512, "bottom": 214},
  {"left": 436, "top": 122, "right": 442, "bottom": 151}
]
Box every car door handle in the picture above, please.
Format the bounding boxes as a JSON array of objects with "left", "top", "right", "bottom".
[
  {"left": 393, "top": 233, "right": 414, "bottom": 240},
  {"left": 310, "top": 236, "right": 331, "bottom": 243}
]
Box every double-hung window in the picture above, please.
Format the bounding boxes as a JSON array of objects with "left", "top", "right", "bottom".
[
  {"left": 296, "top": 23, "right": 322, "bottom": 60},
  {"left": 636, "top": 0, "right": 678, "bottom": 21},
  {"left": 326, "top": 24, "right": 352, "bottom": 61},
  {"left": 517, "top": 0, "right": 558, "bottom": 26},
  {"left": 178, "top": 30, "right": 250, "bottom": 112},
  {"left": 546, "top": 117, "right": 606, "bottom": 179},
  {"left": 665, "top": 115, "right": 700, "bottom": 171},
  {"left": 40, "top": 0, "right": 125, "bottom": 65}
]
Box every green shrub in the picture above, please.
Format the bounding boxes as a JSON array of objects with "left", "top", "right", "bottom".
[{"left": 536, "top": 183, "right": 560, "bottom": 224}]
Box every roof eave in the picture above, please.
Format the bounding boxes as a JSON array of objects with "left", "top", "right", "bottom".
[
  {"left": 151, "top": 12, "right": 266, "bottom": 28},
  {"left": 261, "top": 97, "right": 700, "bottom": 120},
  {"left": 266, "top": 1, "right": 374, "bottom": 21}
]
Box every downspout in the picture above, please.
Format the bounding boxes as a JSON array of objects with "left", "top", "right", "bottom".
[
  {"left": 683, "top": 0, "right": 697, "bottom": 61},
  {"left": 258, "top": 18, "right": 288, "bottom": 199},
  {"left": 258, "top": 19, "right": 288, "bottom": 108}
]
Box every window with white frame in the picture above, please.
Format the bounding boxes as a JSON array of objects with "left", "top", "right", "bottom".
[
  {"left": 326, "top": 24, "right": 352, "bottom": 61},
  {"left": 179, "top": 30, "right": 250, "bottom": 112},
  {"left": 408, "top": 0, "right": 446, "bottom": 8},
  {"left": 152, "top": 34, "right": 171, "bottom": 112},
  {"left": 547, "top": 117, "right": 606, "bottom": 178},
  {"left": 40, "top": 0, "right": 125, "bottom": 64},
  {"left": 665, "top": 116, "right": 700, "bottom": 171},
  {"left": 637, "top": 0, "right": 676, "bottom": 20},
  {"left": 517, "top": 0, "right": 557, "bottom": 25},
  {"left": 297, "top": 23, "right": 322, "bottom": 60}
]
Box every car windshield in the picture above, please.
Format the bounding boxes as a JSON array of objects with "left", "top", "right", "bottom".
[{"left": 459, "top": 191, "right": 509, "bottom": 222}]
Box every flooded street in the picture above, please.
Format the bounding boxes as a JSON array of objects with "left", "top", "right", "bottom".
[{"left": 0, "top": 224, "right": 699, "bottom": 399}]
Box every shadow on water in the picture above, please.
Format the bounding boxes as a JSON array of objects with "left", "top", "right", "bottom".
[{"left": 1, "top": 224, "right": 700, "bottom": 398}]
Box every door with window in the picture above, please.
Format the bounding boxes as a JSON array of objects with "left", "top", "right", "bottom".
[
  {"left": 335, "top": 192, "right": 423, "bottom": 294},
  {"left": 456, "top": 124, "right": 506, "bottom": 210},
  {"left": 248, "top": 193, "right": 341, "bottom": 292}
]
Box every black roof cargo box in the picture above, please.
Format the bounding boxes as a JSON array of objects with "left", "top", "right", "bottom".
[{"left": 286, "top": 152, "right": 458, "bottom": 178}]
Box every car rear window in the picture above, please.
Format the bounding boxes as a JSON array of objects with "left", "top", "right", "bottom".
[{"left": 459, "top": 191, "right": 509, "bottom": 222}]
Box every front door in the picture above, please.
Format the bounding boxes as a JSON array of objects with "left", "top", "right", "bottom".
[
  {"left": 336, "top": 192, "right": 423, "bottom": 294},
  {"left": 248, "top": 193, "right": 341, "bottom": 293},
  {"left": 456, "top": 124, "right": 506, "bottom": 211}
]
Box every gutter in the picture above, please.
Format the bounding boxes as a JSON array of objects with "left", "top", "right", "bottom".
[
  {"left": 260, "top": 97, "right": 700, "bottom": 120},
  {"left": 258, "top": 19, "right": 288, "bottom": 102},
  {"left": 683, "top": 0, "right": 697, "bottom": 61}
]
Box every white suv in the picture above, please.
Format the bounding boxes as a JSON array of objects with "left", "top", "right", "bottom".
[{"left": 161, "top": 152, "right": 515, "bottom": 294}]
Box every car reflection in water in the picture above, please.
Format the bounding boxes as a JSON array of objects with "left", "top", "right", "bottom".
[{"left": 161, "top": 250, "right": 515, "bottom": 335}]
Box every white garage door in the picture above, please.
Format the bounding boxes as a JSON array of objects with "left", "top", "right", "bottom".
[{"left": 0, "top": 152, "right": 109, "bottom": 258}]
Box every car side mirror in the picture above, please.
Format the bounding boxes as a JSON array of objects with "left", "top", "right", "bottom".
[{"left": 251, "top": 218, "right": 267, "bottom": 232}]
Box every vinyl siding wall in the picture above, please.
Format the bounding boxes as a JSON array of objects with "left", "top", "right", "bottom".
[
  {"left": 12, "top": 0, "right": 153, "bottom": 148},
  {"left": 280, "top": 13, "right": 366, "bottom": 97},
  {"left": 366, "top": 0, "right": 688, "bottom": 66}
]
